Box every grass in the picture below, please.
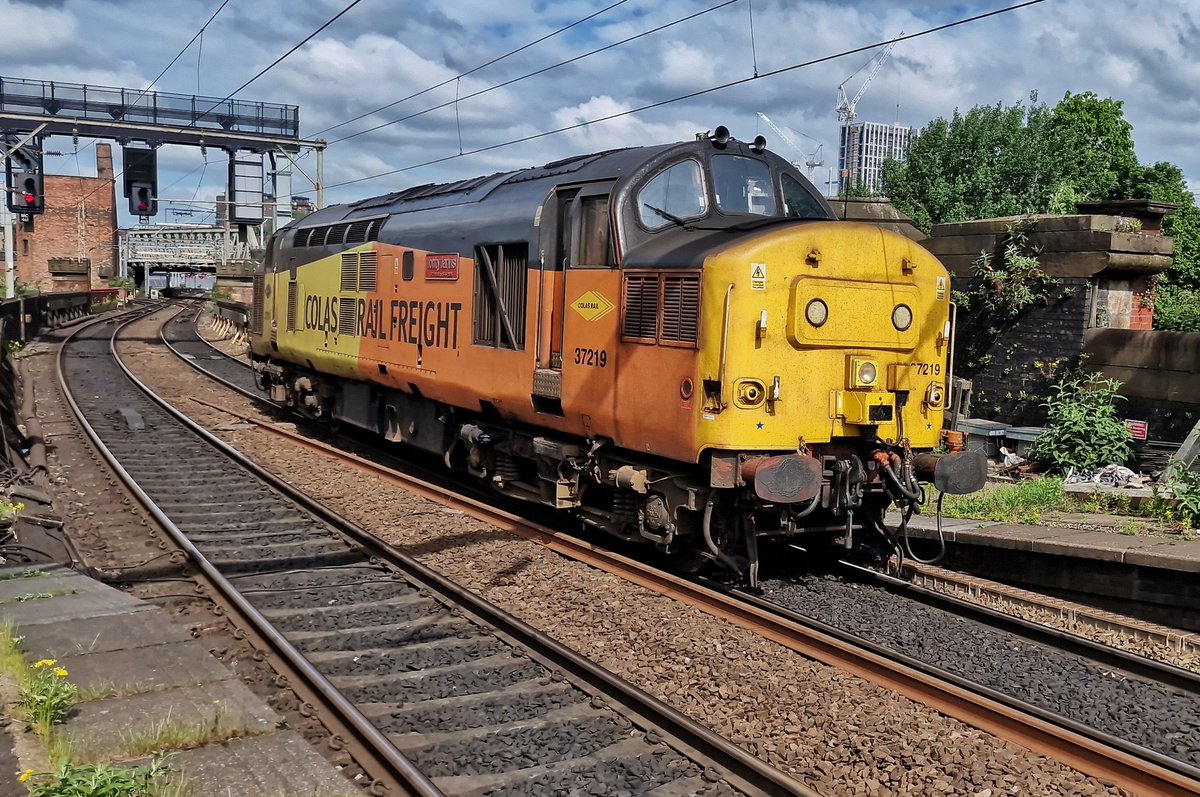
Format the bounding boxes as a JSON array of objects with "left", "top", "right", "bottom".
[
  {"left": 0, "top": 568, "right": 47, "bottom": 581},
  {"left": 940, "top": 477, "right": 1074, "bottom": 524},
  {"left": 60, "top": 704, "right": 268, "bottom": 764},
  {"left": 76, "top": 680, "right": 161, "bottom": 703},
  {"left": 0, "top": 620, "right": 28, "bottom": 677},
  {"left": 20, "top": 757, "right": 184, "bottom": 797}
]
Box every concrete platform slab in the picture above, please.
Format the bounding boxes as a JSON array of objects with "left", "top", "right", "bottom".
[
  {"left": 165, "top": 731, "right": 359, "bottom": 797},
  {"left": 1125, "top": 543, "right": 1200, "bottom": 572},
  {"left": 0, "top": 590, "right": 149, "bottom": 626},
  {"left": 1029, "top": 529, "right": 1166, "bottom": 562},
  {"left": 62, "top": 680, "right": 281, "bottom": 761},
  {"left": 950, "top": 524, "right": 1076, "bottom": 550},
  {"left": 58, "top": 639, "right": 233, "bottom": 697},
  {"left": 14, "top": 609, "right": 192, "bottom": 659}
]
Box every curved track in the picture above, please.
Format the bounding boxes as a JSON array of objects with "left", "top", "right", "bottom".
[
  {"left": 168, "top": 306, "right": 1200, "bottom": 796},
  {"left": 61, "top": 305, "right": 807, "bottom": 797}
]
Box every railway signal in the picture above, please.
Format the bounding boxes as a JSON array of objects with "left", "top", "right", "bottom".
[
  {"left": 122, "top": 145, "right": 159, "bottom": 218},
  {"left": 129, "top": 182, "right": 157, "bottom": 217},
  {"left": 4, "top": 136, "right": 45, "bottom": 215}
]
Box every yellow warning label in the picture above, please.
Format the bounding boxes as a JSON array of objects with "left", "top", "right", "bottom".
[
  {"left": 935, "top": 276, "right": 947, "bottom": 301},
  {"left": 750, "top": 262, "right": 767, "bottom": 291},
  {"left": 571, "top": 290, "right": 615, "bottom": 321}
]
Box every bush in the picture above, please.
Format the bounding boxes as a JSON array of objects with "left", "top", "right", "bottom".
[{"left": 1027, "top": 373, "right": 1132, "bottom": 472}]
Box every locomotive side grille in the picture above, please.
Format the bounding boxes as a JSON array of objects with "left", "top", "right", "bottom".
[
  {"left": 340, "top": 253, "right": 358, "bottom": 292},
  {"left": 366, "top": 218, "right": 384, "bottom": 241},
  {"left": 345, "top": 220, "right": 371, "bottom": 244},
  {"left": 285, "top": 280, "right": 298, "bottom": 332},
  {"left": 293, "top": 228, "right": 312, "bottom": 247},
  {"left": 326, "top": 223, "right": 348, "bottom": 246},
  {"left": 251, "top": 274, "right": 265, "bottom": 334},
  {"left": 472, "top": 243, "right": 527, "bottom": 350},
  {"left": 338, "top": 297, "right": 358, "bottom": 336},
  {"left": 358, "top": 251, "right": 378, "bottom": 292},
  {"left": 622, "top": 275, "right": 659, "bottom": 340},
  {"left": 660, "top": 275, "right": 700, "bottom": 345}
]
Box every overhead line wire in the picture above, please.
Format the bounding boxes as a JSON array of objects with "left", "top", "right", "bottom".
[
  {"left": 63, "top": 0, "right": 233, "bottom": 170},
  {"left": 309, "top": 0, "right": 631, "bottom": 139},
  {"left": 325, "top": 0, "right": 1046, "bottom": 191},
  {"left": 79, "top": 0, "right": 365, "bottom": 208},
  {"left": 327, "top": 0, "right": 739, "bottom": 146}
]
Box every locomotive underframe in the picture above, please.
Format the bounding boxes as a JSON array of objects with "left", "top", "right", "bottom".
[{"left": 252, "top": 356, "right": 962, "bottom": 584}]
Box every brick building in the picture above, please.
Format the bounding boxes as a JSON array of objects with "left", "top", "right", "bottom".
[{"left": 6, "top": 144, "right": 117, "bottom": 293}]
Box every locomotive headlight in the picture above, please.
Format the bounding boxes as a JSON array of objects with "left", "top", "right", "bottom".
[
  {"left": 805, "top": 299, "right": 828, "bottom": 327},
  {"left": 925, "top": 381, "right": 945, "bottom": 408},
  {"left": 892, "top": 304, "right": 913, "bottom": 332},
  {"left": 849, "top": 357, "right": 879, "bottom": 388}
]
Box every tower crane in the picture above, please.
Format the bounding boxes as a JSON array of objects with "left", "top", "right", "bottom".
[
  {"left": 835, "top": 34, "right": 901, "bottom": 124},
  {"left": 755, "top": 112, "right": 823, "bottom": 179}
]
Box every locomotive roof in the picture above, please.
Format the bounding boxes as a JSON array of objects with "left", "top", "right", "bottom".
[{"left": 298, "top": 142, "right": 684, "bottom": 225}]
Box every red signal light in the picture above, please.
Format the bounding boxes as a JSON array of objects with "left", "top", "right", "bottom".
[
  {"left": 23, "top": 193, "right": 35, "bottom": 206},
  {"left": 137, "top": 201, "right": 148, "bottom": 212}
]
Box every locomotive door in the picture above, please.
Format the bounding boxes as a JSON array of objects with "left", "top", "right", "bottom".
[{"left": 533, "top": 183, "right": 618, "bottom": 430}]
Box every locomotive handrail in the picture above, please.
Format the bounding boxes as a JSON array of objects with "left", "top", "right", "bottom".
[{"left": 718, "top": 282, "right": 734, "bottom": 409}]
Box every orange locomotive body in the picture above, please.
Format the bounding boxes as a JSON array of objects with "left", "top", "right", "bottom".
[{"left": 251, "top": 130, "right": 985, "bottom": 582}]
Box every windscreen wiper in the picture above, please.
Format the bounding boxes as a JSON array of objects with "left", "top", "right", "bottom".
[{"left": 643, "top": 203, "right": 694, "bottom": 231}]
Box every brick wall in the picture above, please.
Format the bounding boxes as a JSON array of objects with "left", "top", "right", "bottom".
[
  {"left": 955, "top": 277, "right": 1092, "bottom": 426},
  {"left": 12, "top": 144, "right": 117, "bottom": 293}
]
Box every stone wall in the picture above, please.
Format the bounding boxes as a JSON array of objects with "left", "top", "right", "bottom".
[
  {"left": 1082, "top": 329, "right": 1200, "bottom": 441},
  {"left": 954, "top": 277, "right": 1092, "bottom": 426}
]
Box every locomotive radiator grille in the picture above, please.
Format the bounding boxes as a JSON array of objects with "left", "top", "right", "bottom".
[
  {"left": 358, "top": 251, "right": 378, "bottom": 292},
  {"left": 622, "top": 273, "right": 700, "bottom": 346},
  {"left": 661, "top": 275, "right": 700, "bottom": 345},
  {"left": 338, "top": 297, "right": 358, "bottom": 336},
  {"left": 622, "top": 275, "right": 659, "bottom": 340},
  {"left": 340, "top": 253, "right": 358, "bottom": 292},
  {"left": 251, "top": 274, "right": 265, "bottom": 334},
  {"left": 285, "top": 281, "right": 298, "bottom": 332}
]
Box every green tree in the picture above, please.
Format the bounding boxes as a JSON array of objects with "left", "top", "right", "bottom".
[
  {"left": 883, "top": 90, "right": 1200, "bottom": 331},
  {"left": 882, "top": 91, "right": 1145, "bottom": 233}
]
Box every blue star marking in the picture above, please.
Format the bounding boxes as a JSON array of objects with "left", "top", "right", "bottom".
[{"left": 756, "top": 422, "right": 764, "bottom": 430}]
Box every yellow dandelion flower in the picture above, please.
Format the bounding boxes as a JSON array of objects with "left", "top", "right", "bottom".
[
  {"left": 14, "top": 503, "right": 23, "bottom": 511},
  {"left": 53, "top": 668, "right": 68, "bottom": 678},
  {"left": 31, "top": 659, "right": 56, "bottom": 669},
  {"left": 18, "top": 769, "right": 32, "bottom": 783}
]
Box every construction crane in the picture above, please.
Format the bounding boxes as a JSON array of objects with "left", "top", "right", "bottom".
[
  {"left": 835, "top": 34, "right": 901, "bottom": 124},
  {"left": 756, "top": 112, "right": 824, "bottom": 179}
]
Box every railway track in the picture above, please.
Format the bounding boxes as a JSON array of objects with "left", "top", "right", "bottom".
[
  {"left": 167, "top": 305, "right": 1200, "bottom": 796},
  {"left": 60, "top": 305, "right": 807, "bottom": 797}
]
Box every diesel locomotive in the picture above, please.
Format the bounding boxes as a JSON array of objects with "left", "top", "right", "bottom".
[{"left": 249, "top": 127, "right": 986, "bottom": 583}]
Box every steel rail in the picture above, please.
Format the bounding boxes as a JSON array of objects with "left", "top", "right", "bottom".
[
  {"left": 835, "top": 559, "right": 1200, "bottom": 694},
  {"left": 174, "top": 395, "right": 1200, "bottom": 796},
  {"left": 56, "top": 309, "right": 444, "bottom": 797},
  {"left": 142, "top": 312, "right": 818, "bottom": 797},
  {"left": 904, "top": 561, "right": 1200, "bottom": 654},
  {"left": 164, "top": 309, "right": 1200, "bottom": 795}
]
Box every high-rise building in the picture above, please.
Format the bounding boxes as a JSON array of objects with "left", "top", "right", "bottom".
[{"left": 837, "top": 122, "right": 912, "bottom": 196}]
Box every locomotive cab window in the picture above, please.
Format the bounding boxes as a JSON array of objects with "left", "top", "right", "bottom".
[
  {"left": 578, "top": 195, "right": 614, "bottom": 266},
  {"left": 781, "top": 173, "right": 829, "bottom": 219},
  {"left": 637, "top": 160, "right": 706, "bottom": 229},
  {"left": 712, "top": 154, "right": 776, "bottom": 216}
]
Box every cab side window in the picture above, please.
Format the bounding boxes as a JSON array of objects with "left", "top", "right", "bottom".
[
  {"left": 781, "top": 174, "right": 829, "bottom": 219},
  {"left": 578, "top": 195, "right": 614, "bottom": 266},
  {"left": 637, "top": 160, "right": 706, "bottom": 228}
]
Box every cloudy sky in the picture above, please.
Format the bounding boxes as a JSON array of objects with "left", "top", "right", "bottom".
[{"left": 3, "top": 0, "right": 1197, "bottom": 226}]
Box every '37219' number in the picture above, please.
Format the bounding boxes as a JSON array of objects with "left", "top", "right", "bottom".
[
  {"left": 574, "top": 347, "right": 608, "bottom": 368},
  {"left": 910, "top": 362, "right": 941, "bottom": 376}
]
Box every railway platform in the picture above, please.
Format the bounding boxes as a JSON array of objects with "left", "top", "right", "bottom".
[
  {"left": 0, "top": 564, "right": 360, "bottom": 797},
  {"left": 900, "top": 511, "right": 1200, "bottom": 631}
]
